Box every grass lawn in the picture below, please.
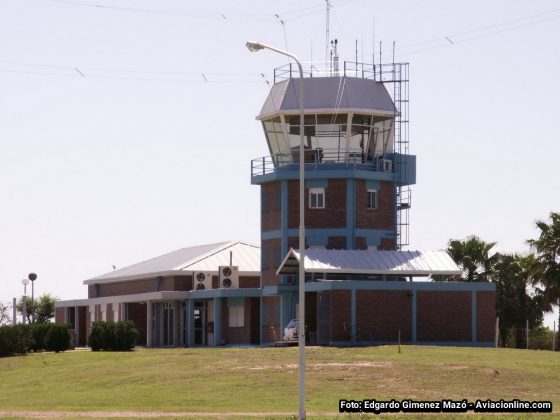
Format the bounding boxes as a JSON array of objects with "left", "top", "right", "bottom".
[{"left": 0, "top": 345, "right": 559, "bottom": 418}]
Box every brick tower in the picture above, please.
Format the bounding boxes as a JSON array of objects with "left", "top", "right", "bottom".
[{"left": 251, "top": 62, "right": 416, "bottom": 342}]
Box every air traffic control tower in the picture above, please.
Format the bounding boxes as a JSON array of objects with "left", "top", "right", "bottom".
[{"left": 251, "top": 61, "right": 416, "bottom": 341}]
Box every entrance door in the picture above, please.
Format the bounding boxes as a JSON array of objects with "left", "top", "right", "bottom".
[{"left": 194, "top": 301, "right": 206, "bottom": 346}]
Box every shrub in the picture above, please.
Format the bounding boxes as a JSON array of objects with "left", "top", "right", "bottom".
[
  {"left": 0, "top": 325, "right": 32, "bottom": 357},
  {"left": 89, "top": 321, "right": 138, "bottom": 351},
  {"left": 114, "top": 321, "right": 138, "bottom": 351},
  {"left": 29, "top": 323, "right": 52, "bottom": 352},
  {"left": 45, "top": 324, "right": 71, "bottom": 353}
]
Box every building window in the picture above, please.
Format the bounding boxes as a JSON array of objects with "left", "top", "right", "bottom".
[
  {"left": 229, "top": 304, "right": 244, "bottom": 328},
  {"left": 367, "top": 189, "right": 378, "bottom": 210},
  {"left": 309, "top": 188, "right": 325, "bottom": 209}
]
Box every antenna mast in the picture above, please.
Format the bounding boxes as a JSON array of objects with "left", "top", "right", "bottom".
[{"left": 325, "top": 0, "right": 331, "bottom": 65}]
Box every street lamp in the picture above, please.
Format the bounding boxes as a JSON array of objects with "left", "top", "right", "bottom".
[
  {"left": 29, "top": 273, "right": 37, "bottom": 323},
  {"left": 246, "top": 41, "right": 306, "bottom": 420},
  {"left": 21, "top": 278, "right": 30, "bottom": 325}
]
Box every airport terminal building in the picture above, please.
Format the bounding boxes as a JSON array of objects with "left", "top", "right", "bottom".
[{"left": 55, "top": 61, "right": 496, "bottom": 347}]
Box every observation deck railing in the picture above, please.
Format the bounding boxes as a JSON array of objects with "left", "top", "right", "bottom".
[
  {"left": 251, "top": 148, "right": 392, "bottom": 178},
  {"left": 273, "top": 61, "right": 408, "bottom": 84}
]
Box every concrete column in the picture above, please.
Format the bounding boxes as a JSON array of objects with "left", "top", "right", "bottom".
[
  {"left": 351, "top": 289, "right": 357, "bottom": 343},
  {"left": 213, "top": 297, "right": 222, "bottom": 347},
  {"left": 411, "top": 291, "right": 417, "bottom": 344},
  {"left": 471, "top": 291, "right": 477, "bottom": 343},
  {"left": 74, "top": 306, "right": 80, "bottom": 346},
  {"left": 113, "top": 303, "right": 119, "bottom": 322},
  {"left": 89, "top": 304, "right": 95, "bottom": 324},
  {"left": 146, "top": 300, "right": 153, "bottom": 348},
  {"left": 100, "top": 303, "right": 107, "bottom": 321},
  {"left": 187, "top": 299, "right": 194, "bottom": 347}
]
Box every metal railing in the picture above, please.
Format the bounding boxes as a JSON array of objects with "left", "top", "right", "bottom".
[
  {"left": 272, "top": 61, "right": 410, "bottom": 83},
  {"left": 251, "top": 148, "right": 392, "bottom": 178}
]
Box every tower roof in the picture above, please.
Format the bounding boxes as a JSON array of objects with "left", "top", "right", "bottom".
[{"left": 258, "top": 77, "right": 395, "bottom": 120}]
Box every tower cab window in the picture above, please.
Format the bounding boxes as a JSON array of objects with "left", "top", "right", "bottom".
[
  {"left": 367, "top": 189, "right": 378, "bottom": 210},
  {"left": 309, "top": 188, "right": 325, "bottom": 209}
]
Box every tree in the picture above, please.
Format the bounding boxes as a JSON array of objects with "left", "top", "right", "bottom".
[
  {"left": 16, "top": 294, "right": 57, "bottom": 323},
  {"left": 447, "top": 235, "right": 497, "bottom": 282},
  {"left": 0, "top": 302, "right": 12, "bottom": 326},
  {"left": 493, "top": 253, "right": 546, "bottom": 347},
  {"left": 527, "top": 212, "right": 560, "bottom": 349}
]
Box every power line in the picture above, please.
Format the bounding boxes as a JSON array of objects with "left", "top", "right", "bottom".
[
  {"left": 397, "top": 7, "right": 560, "bottom": 53},
  {"left": 40, "top": 0, "right": 355, "bottom": 22}
]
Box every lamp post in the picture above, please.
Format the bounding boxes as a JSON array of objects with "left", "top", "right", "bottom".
[
  {"left": 246, "top": 41, "right": 306, "bottom": 420},
  {"left": 29, "top": 273, "right": 37, "bottom": 323},
  {"left": 21, "top": 278, "right": 30, "bottom": 324}
]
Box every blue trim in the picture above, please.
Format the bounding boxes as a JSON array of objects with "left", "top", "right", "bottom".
[
  {"left": 305, "top": 179, "right": 328, "bottom": 188},
  {"left": 264, "top": 228, "right": 393, "bottom": 247},
  {"left": 262, "top": 285, "right": 297, "bottom": 296},
  {"left": 351, "top": 289, "right": 356, "bottom": 343},
  {"left": 471, "top": 291, "right": 477, "bottom": 342},
  {"left": 305, "top": 281, "right": 496, "bottom": 292},
  {"left": 281, "top": 181, "right": 288, "bottom": 255},
  {"left": 187, "top": 299, "right": 194, "bottom": 347},
  {"left": 365, "top": 180, "right": 380, "bottom": 190},
  {"left": 252, "top": 166, "right": 395, "bottom": 185},
  {"left": 412, "top": 290, "right": 417, "bottom": 343},
  {"left": 188, "top": 288, "right": 262, "bottom": 299},
  {"left": 355, "top": 229, "right": 394, "bottom": 248},
  {"left": 346, "top": 179, "right": 355, "bottom": 249},
  {"left": 213, "top": 297, "right": 221, "bottom": 347}
]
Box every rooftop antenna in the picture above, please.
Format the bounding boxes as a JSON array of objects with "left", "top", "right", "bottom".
[
  {"left": 325, "top": 0, "right": 331, "bottom": 66},
  {"left": 330, "top": 38, "right": 339, "bottom": 76},
  {"left": 392, "top": 40, "right": 396, "bottom": 65}
]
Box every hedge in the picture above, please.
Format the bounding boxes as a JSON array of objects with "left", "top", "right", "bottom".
[
  {"left": 0, "top": 325, "right": 32, "bottom": 357},
  {"left": 45, "top": 324, "right": 71, "bottom": 352},
  {"left": 88, "top": 321, "right": 138, "bottom": 351}
]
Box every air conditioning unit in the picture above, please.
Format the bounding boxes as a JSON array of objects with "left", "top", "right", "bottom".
[
  {"left": 219, "top": 265, "right": 239, "bottom": 289},
  {"left": 194, "top": 272, "right": 213, "bottom": 291},
  {"left": 378, "top": 158, "right": 392, "bottom": 172}
]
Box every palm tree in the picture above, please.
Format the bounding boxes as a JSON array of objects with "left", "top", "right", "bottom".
[
  {"left": 527, "top": 212, "right": 560, "bottom": 349},
  {"left": 447, "top": 235, "right": 497, "bottom": 282},
  {"left": 493, "top": 253, "right": 545, "bottom": 347}
]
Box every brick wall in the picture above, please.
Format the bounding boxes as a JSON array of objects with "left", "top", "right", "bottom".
[
  {"left": 417, "top": 291, "right": 471, "bottom": 342},
  {"left": 127, "top": 302, "right": 147, "bottom": 346},
  {"left": 477, "top": 291, "right": 496, "bottom": 342},
  {"left": 55, "top": 307, "right": 65, "bottom": 323},
  {"left": 356, "top": 291, "right": 412, "bottom": 342},
  {"left": 330, "top": 290, "right": 351, "bottom": 342},
  {"left": 288, "top": 179, "right": 346, "bottom": 229},
  {"left": 261, "top": 238, "right": 282, "bottom": 286},
  {"left": 261, "top": 296, "right": 280, "bottom": 343},
  {"left": 355, "top": 180, "right": 394, "bottom": 230},
  {"left": 378, "top": 238, "right": 395, "bottom": 251},
  {"left": 221, "top": 297, "right": 253, "bottom": 345},
  {"left": 261, "top": 182, "right": 282, "bottom": 232}
]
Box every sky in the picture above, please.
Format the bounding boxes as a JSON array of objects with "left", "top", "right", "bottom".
[{"left": 1, "top": 0, "right": 559, "bottom": 326}]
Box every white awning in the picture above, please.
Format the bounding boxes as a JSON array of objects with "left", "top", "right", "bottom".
[{"left": 276, "top": 248, "right": 462, "bottom": 276}]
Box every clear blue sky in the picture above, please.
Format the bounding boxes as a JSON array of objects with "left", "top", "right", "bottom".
[{"left": 1, "top": 0, "right": 559, "bottom": 325}]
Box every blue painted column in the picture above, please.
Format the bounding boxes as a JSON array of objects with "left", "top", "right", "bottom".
[
  {"left": 411, "top": 291, "right": 417, "bottom": 343},
  {"left": 187, "top": 298, "right": 194, "bottom": 347},
  {"left": 346, "top": 179, "right": 356, "bottom": 249},
  {"left": 471, "top": 291, "right": 477, "bottom": 343},
  {"left": 351, "top": 289, "right": 357, "bottom": 343},
  {"left": 214, "top": 297, "right": 222, "bottom": 347}
]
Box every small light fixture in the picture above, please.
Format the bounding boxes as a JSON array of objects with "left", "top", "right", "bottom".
[{"left": 246, "top": 41, "right": 264, "bottom": 52}]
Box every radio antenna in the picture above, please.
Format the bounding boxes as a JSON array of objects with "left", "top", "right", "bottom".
[{"left": 325, "top": 0, "right": 331, "bottom": 65}]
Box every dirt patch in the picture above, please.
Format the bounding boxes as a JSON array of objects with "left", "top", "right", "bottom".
[{"left": 235, "top": 360, "right": 392, "bottom": 370}]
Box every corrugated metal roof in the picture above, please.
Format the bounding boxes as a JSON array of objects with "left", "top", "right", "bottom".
[
  {"left": 84, "top": 241, "right": 260, "bottom": 284},
  {"left": 258, "top": 77, "right": 395, "bottom": 120},
  {"left": 277, "top": 248, "right": 462, "bottom": 276}
]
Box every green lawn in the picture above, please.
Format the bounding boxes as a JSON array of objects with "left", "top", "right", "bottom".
[{"left": 0, "top": 345, "right": 559, "bottom": 418}]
